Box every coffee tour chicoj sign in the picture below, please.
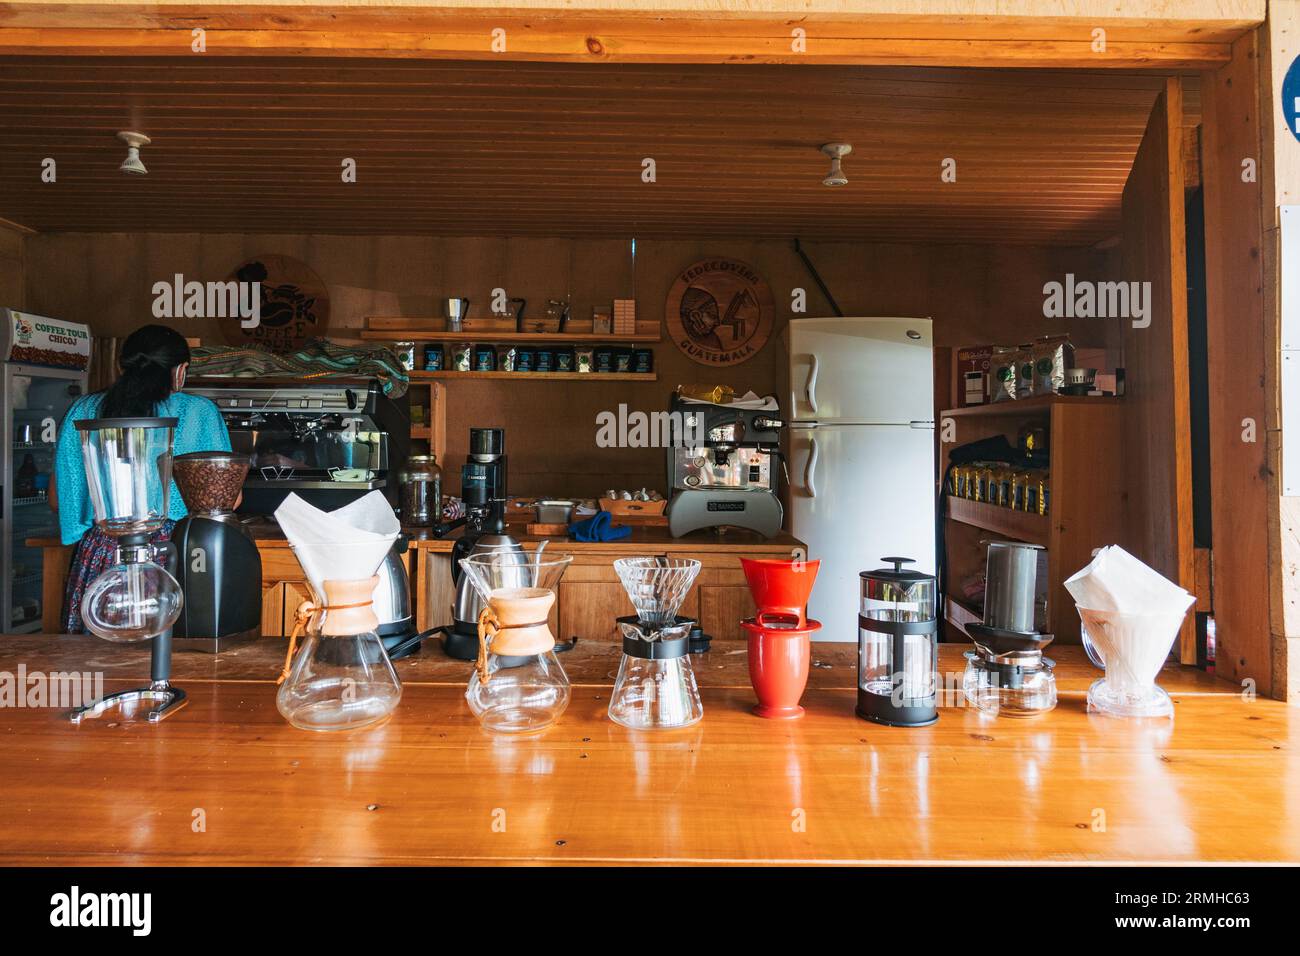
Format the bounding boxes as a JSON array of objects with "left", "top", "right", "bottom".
[{"left": 665, "top": 257, "right": 774, "bottom": 367}]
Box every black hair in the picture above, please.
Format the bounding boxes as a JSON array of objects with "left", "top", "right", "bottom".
[{"left": 98, "top": 324, "right": 191, "bottom": 418}]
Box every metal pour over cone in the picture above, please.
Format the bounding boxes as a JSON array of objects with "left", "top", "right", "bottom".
[{"left": 614, "top": 556, "right": 701, "bottom": 625}]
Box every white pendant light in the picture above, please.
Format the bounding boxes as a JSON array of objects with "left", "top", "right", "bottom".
[
  {"left": 820, "top": 143, "right": 852, "bottom": 187},
  {"left": 117, "top": 131, "right": 151, "bottom": 175}
]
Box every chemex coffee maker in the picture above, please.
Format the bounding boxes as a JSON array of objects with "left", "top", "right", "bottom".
[
  {"left": 439, "top": 427, "right": 519, "bottom": 660},
  {"left": 962, "top": 541, "right": 1058, "bottom": 717},
  {"left": 171, "top": 452, "right": 263, "bottom": 652},
  {"left": 664, "top": 393, "right": 784, "bottom": 538}
]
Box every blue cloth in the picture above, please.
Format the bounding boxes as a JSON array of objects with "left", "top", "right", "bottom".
[
  {"left": 568, "top": 509, "right": 632, "bottom": 542},
  {"left": 55, "top": 392, "right": 232, "bottom": 545}
]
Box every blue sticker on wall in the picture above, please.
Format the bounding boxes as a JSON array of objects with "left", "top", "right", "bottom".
[{"left": 1283, "top": 55, "right": 1300, "bottom": 142}]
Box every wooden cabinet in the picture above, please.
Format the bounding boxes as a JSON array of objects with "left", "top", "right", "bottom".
[
  {"left": 939, "top": 395, "right": 1125, "bottom": 645},
  {"left": 419, "top": 542, "right": 776, "bottom": 643}
]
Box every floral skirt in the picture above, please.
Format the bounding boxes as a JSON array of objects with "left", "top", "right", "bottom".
[{"left": 61, "top": 521, "right": 176, "bottom": 634}]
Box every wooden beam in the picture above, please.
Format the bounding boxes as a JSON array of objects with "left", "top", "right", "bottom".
[
  {"left": 1201, "top": 30, "right": 1272, "bottom": 696},
  {"left": 0, "top": 1, "right": 1264, "bottom": 68},
  {"left": 1120, "top": 76, "right": 1197, "bottom": 664}
]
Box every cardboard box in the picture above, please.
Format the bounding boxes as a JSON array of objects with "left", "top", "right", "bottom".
[{"left": 955, "top": 345, "right": 994, "bottom": 406}]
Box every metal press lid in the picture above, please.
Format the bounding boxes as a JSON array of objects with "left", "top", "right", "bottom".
[
  {"left": 76, "top": 416, "right": 179, "bottom": 430},
  {"left": 860, "top": 556, "right": 935, "bottom": 584}
]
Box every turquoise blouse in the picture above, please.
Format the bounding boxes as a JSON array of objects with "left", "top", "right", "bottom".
[{"left": 55, "top": 392, "right": 232, "bottom": 545}]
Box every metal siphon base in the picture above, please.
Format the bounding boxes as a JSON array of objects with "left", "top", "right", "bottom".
[{"left": 69, "top": 681, "right": 188, "bottom": 724}]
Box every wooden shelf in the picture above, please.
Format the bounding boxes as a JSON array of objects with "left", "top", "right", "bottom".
[
  {"left": 945, "top": 595, "right": 983, "bottom": 640},
  {"left": 946, "top": 496, "right": 1050, "bottom": 546},
  {"left": 409, "top": 370, "right": 657, "bottom": 382},
  {"left": 939, "top": 395, "right": 1121, "bottom": 419},
  {"left": 363, "top": 329, "right": 661, "bottom": 344}
]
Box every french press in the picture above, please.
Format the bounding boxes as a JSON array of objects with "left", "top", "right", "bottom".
[{"left": 856, "top": 557, "right": 939, "bottom": 727}]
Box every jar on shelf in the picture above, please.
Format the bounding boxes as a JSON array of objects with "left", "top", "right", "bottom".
[{"left": 396, "top": 454, "right": 442, "bottom": 527}]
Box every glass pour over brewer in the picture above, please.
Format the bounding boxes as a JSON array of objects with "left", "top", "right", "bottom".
[
  {"left": 608, "top": 556, "right": 704, "bottom": 730},
  {"left": 69, "top": 417, "right": 186, "bottom": 723},
  {"left": 857, "top": 557, "right": 938, "bottom": 727}
]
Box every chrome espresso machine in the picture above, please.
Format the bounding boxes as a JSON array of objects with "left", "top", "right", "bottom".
[
  {"left": 664, "top": 393, "right": 784, "bottom": 537},
  {"left": 188, "top": 377, "right": 424, "bottom": 658},
  {"left": 188, "top": 378, "right": 409, "bottom": 513}
]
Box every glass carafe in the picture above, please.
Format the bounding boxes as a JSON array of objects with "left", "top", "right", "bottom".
[
  {"left": 461, "top": 551, "right": 573, "bottom": 734},
  {"left": 608, "top": 619, "right": 704, "bottom": 730},
  {"left": 607, "top": 556, "right": 705, "bottom": 730},
  {"left": 276, "top": 577, "right": 402, "bottom": 732}
]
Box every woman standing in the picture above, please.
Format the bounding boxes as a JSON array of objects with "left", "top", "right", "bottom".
[{"left": 52, "top": 325, "right": 232, "bottom": 633}]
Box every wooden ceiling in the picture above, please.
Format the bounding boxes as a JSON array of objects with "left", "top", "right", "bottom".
[{"left": 0, "top": 57, "right": 1197, "bottom": 244}]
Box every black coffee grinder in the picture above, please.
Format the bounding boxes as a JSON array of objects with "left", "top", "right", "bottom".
[
  {"left": 170, "top": 452, "right": 263, "bottom": 652},
  {"left": 435, "top": 427, "right": 517, "bottom": 660}
]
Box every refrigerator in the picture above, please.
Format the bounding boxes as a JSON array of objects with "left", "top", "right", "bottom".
[
  {"left": 1, "top": 309, "right": 91, "bottom": 633},
  {"left": 782, "top": 317, "right": 937, "bottom": 642}
]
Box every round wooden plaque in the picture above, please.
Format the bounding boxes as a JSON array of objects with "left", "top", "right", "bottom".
[
  {"left": 218, "top": 254, "right": 330, "bottom": 351},
  {"left": 665, "top": 257, "right": 774, "bottom": 367}
]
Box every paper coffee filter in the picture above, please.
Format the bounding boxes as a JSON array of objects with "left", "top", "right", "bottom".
[
  {"left": 274, "top": 491, "right": 399, "bottom": 595},
  {"left": 1064, "top": 545, "right": 1195, "bottom": 615}
]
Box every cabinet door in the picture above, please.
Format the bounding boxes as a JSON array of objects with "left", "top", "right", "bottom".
[
  {"left": 698, "top": 585, "right": 756, "bottom": 640},
  {"left": 260, "top": 583, "right": 285, "bottom": 637},
  {"left": 282, "top": 582, "right": 313, "bottom": 635},
  {"left": 559, "top": 582, "right": 627, "bottom": 642}
]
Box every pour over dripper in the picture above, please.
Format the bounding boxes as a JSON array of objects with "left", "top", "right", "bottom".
[
  {"left": 461, "top": 550, "right": 574, "bottom": 735},
  {"left": 608, "top": 557, "right": 705, "bottom": 730}
]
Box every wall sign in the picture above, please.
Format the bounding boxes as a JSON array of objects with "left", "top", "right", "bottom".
[
  {"left": 665, "top": 257, "right": 774, "bottom": 367},
  {"left": 219, "top": 255, "right": 330, "bottom": 351},
  {"left": 1283, "top": 55, "right": 1300, "bottom": 143},
  {"left": 3, "top": 309, "right": 91, "bottom": 370}
]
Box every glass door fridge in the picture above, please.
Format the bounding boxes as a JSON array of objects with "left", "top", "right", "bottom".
[{"left": 2, "top": 310, "right": 91, "bottom": 634}]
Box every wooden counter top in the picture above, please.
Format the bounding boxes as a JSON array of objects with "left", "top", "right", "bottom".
[
  {"left": 248, "top": 523, "right": 804, "bottom": 553},
  {"left": 29, "top": 523, "right": 804, "bottom": 554},
  {"left": 0, "top": 633, "right": 1293, "bottom": 866}
]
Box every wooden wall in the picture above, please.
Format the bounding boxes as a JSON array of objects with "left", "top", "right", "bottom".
[
  {"left": 0, "top": 223, "right": 24, "bottom": 309},
  {"left": 23, "top": 232, "right": 1109, "bottom": 496}
]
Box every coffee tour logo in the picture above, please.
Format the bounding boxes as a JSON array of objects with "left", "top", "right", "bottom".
[
  {"left": 665, "top": 257, "right": 774, "bottom": 367},
  {"left": 218, "top": 254, "right": 330, "bottom": 351}
]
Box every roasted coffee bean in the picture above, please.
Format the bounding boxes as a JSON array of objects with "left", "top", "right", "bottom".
[{"left": 173, "top": 453, "right": 249, "bottom": 513}]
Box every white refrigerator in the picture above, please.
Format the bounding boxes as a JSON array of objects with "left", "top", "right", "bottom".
[{"left": 782, "top": 317, "right": 937, "bottom": 642}]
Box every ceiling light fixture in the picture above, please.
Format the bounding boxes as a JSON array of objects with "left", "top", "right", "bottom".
[
  {"left": 117, "top": 131, "right": 151, "bottom": 175},
  {"left": 820, "top": 143, "right": 852, "bottom": 187}
]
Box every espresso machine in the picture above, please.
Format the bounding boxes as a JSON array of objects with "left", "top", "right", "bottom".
[
  {"left": 170, "top": 452, "right": 262, "bottom": 652},
  {"left": 188, "top": 377, "right": 409, "bottom": 513},
  {"left": 664, "top": 394, "right": 784, "bottom": 537}
]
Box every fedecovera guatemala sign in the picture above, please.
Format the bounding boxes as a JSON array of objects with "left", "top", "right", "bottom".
[{"left": 665, "top": 257, "right": 774, "bottom": 367}]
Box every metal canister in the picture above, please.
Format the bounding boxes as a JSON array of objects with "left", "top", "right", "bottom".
[{"left": 397, "top": 454, "right": 443, "bottom": 526}]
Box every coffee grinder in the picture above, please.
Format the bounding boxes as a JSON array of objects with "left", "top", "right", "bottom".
[
  {"left": 69, "top": 417, "right": 187, "bottom": 723},
  {"left": 439, "top": 426, "right": 520, "bottom": 660},
  {"left": 963, "top": 541, "right": 1058, "bottom": 717},
  {"left": 171, "top": 451, "right": 263, "bottom": 651}
]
